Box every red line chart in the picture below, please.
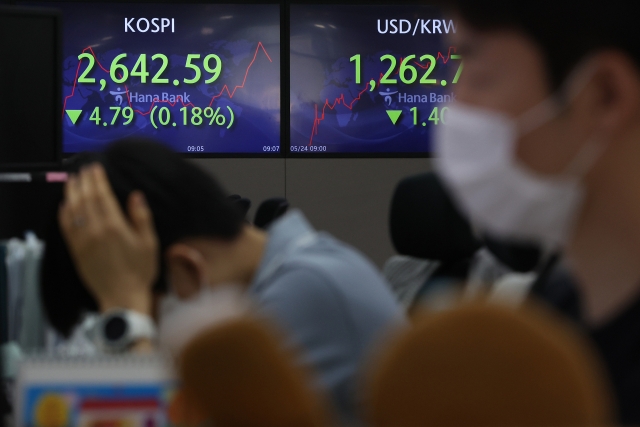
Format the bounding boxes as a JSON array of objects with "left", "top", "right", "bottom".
[
  {"left": 62, "top": 42, "right": 272, "bottom": 119},
  {"left": 307, "top": 47, "right": 457, "bottom": 146}
]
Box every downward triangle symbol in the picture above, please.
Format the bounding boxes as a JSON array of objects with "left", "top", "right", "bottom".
[
  {"left": 66, "top": 110, "right": 82, "bottom": 125},
  {"left": 386, "top": 110, "right": 402, "bottom": 125}
]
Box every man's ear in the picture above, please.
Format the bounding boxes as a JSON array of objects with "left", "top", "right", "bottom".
[
  {"left": 588, "top": 51, "right": 640, "bottom": 136},
  {"left": 165, "top": 243, "right": 207, "bottom": 299}
]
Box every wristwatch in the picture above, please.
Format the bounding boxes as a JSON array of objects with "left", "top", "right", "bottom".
[{"left": 92, "top": 308, "right": 157, "bottom": 353}]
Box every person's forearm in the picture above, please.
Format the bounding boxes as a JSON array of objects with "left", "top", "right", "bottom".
[{"left": 98, "top": 291, "right": 153, "bottom": 317}]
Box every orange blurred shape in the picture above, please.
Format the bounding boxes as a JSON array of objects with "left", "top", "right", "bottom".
[
  {"left": 366, "top": 302, "right": 614, "bottom": 427},
  {"left": 168, "top": 389, "right": 207, "bottom": 426},
  {"left": 175, "top": 317, "right": 332, "bottom": 427}
]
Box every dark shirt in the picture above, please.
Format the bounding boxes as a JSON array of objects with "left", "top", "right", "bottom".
[
  {"left": 591, "top": 295, "right": 640, "bottom": 424},
  {"left": 530, "top": 259, "right": 640, "bottom": 423}
]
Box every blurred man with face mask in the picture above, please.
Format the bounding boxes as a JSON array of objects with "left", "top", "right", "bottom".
[{"left": 434, "top": 1, "right": 640, "bottom": 422}]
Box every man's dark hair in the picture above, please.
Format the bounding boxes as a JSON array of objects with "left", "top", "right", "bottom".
[
  {"left": 41, "top": 138, "right": 245, "bottom": 337},
  {"left": 445, "top": 1, "right": 640, "bottom": 89}
]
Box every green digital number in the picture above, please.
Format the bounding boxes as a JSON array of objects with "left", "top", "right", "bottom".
[
  {"left": 410, "top": 107, "right": 418, "bottom": 125},
  {"left": 399, "top": 55, "right": 417, "bottom": 84},
  {"left": 184, "top": 54, "right": 201, "bottom": 84},
  {"left": 191, "top": 107, "right": 203, "bottom": 125},
  {"left": 451, "top": 54, "right": 463, "bottom": 84},
  {"left": 77, "top": 53, "right": 96, "bottom": 83},
  {"left": 181, "top": 106, "right": 188, "bottom": 125},
  {"left": 90, "top": 106, "right": 101, "bottom": 125},
  {"left": 151, "top": 54, "right": 169, "bottom": 83},
  {"left": 110, "top": 106, "right": 121, "bottom": 125},
  {"left": 203, "top": 54, "right": 222, "bottom": 84},
  {"left": 158, "top": 107, "right": 171, "bottom": 126},
  {"left": 109, "top": 106, "right": 134, "bottom": 125},
  {"left": 440, "top": 106, "right": 449, "bottom": 125},
  {"left": 380, "top": 54, "right": 397, "bottom": 84},
  {"left": 419, "top": 54, "right": 437, "bottom": 84},
  {"left": 429, "top": 107, "right": 439, "bottom": 125},
  {"left": 131, "top": 54, "right": 149, "bottom": 83},
  {"left": 350, "top": 54, "right": 361, "bottom": 84},
  {"left": 122, "top": 107, "right": 134, "bottom": 125},
  {"left": 110, "top": 53, "right": 129, "bottom": 84}
]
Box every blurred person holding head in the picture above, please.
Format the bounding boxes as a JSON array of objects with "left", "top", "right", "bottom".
[
  {"left": 435, "top": 1, "right": 640, "bottom": 422},
  {"left": 41, "top": 139, "right": 404, "bottom": 423}
]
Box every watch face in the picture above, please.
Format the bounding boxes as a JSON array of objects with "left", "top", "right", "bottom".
[{"left": 104, "top": 315, "right": 128, "bottom": 342}]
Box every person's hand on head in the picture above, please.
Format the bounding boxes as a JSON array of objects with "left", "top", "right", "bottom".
[{"left": 59, "top": 163, "right": 159, "bottom": 316}]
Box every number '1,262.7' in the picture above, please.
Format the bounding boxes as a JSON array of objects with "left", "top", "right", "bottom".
[{"left": 349, "top": 54, "right": 463, "bottom": 85}]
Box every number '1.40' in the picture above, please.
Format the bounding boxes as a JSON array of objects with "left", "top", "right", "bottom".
[{"left": 410, "top": 106, "right": 449, "bottom": 126}]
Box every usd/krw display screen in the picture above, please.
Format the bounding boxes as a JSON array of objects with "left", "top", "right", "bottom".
[
  {"left": 290, "top": 5, "right": 459, "bottom": 155},
  {"left": 56, "top": 3, "right": 280, "bottom": 155}
]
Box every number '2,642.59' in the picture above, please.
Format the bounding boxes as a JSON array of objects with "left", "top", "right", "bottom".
[{"left": 76, "top": 53, "right": 222, "bottom": 85}]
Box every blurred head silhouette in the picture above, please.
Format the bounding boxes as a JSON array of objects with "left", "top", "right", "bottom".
[
  {"left": 367, "top": 302, "right": 613, "bottom": 427},
  {"left": 172, "top": 317, "right": 332, "bottom": 427}
]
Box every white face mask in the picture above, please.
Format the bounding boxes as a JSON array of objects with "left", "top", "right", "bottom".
[
  {"left": 434, "top": 66, "right": 603, "bottom": 249},
  {"left": 158, "top": 284, "right": 251, "bottom": 357}
]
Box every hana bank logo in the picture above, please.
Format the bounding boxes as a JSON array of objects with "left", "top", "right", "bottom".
[
  {"left": 379, "top": 88, "right": 398, "bottom": 106},
  {"left": 110, "top": 88, "right": 127, "bottom": 105}
]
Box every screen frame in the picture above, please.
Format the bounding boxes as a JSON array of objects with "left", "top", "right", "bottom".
[
  {"left": 17, "top": 0, "right": 285, "bottom": 159},
  {"left": 0, "top": 5, "right": 63, "bottom": 171},
  {"left": 11, "top": 0, "right": 443, "bottom": 159},
  {"left": 287, "top": 1, "right": 444, "bottom": 158}
]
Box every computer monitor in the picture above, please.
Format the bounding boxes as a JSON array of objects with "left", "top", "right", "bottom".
[
  {"left": 290, "top": 4, "right": 458, "bottom": 156},
  {"left": 0, "top": 6, "right": 62, "bottom": 167},
  {"left": 46, "top": 2, "right": 281, "bottom": 156}
]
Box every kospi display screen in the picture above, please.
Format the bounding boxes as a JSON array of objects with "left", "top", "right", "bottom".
[
  {"left": 54, "top": 3, "right": 280, "bottom": 155},
  {"left": 290, "top": 5, "right": 458, "bottom": 155}
]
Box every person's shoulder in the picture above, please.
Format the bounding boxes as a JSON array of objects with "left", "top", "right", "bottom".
[
  {"left": 266, "top": 264, "right": 336, "bottom": 296},
  {"left": 254, "top": 266, "right": 346, "bottom": 321},
  {"left": 263, "top": 210, "right": 390, "bottom": 293}
]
